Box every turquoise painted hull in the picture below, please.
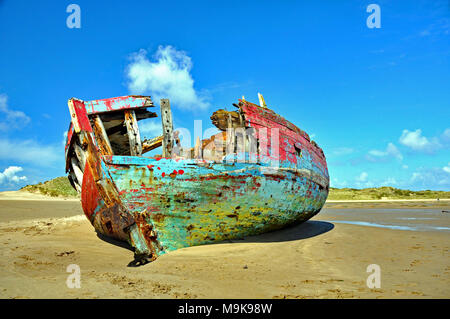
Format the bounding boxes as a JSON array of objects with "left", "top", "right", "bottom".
[
  {"left": 99, "top": 155, "right": 328, "bottom": 255},
  {"left": 66, "top": 95, "right": 330, "bottom": 262}
]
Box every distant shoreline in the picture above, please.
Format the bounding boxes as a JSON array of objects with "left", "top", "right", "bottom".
[
  {"left": 327, "top": 198, "right": 450, "bottom": 203},
  {"left": 0, "top": 190, "right": 79, "bottom": 201},
  {"left": 1, "top": 190, "right": 449, "bottom": 204}
]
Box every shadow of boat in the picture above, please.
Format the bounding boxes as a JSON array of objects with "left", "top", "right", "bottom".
[
  {"left": 96, "top": 220, "right": 334, "bottom": 267},
  {"left": 229, "top": 220, "right": 334, "bottom": 243},
  {"left": 96, "top": 231, "right": 135, "bottom": 252}
]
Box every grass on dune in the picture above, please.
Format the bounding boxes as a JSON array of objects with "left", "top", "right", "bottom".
[
  {"left": 20, "top": 177, "right": 78, "bottom": 198},
  {"left": 328, "top": 186, "right": 450, "bottom": 200}
]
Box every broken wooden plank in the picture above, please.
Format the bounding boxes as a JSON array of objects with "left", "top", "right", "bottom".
[
  {"left": 92, "top": 115, "right": 113, "bottom": 155},
  {"left": 68, "top": 172, "right": 81, "bottom": 193},
  {"left": 124, "top": 110, "right": 142, "bottom": 156},
  {"left": 160, "top": 99, "right": 173, "bottom": 158},
  {"left": 84, "top": 95, "right": 155, "bottom": 115},
  {"left": 101, "top": 109, "right": 157, "bottom": 123},
  {"left": 210, "top": 109, "right": 242, "bottom": 131},
  {"left": 71, "top": 157, "right": 84, "bottom": 186},
  {"left": 73, "top": 143, "right": 87, "bottom": 170},
  {"left": 258, "top": 93, "right": 267, "bottom": 108},
  {"left": 142, "top": 135, "right": 164, "bottom": 154}
]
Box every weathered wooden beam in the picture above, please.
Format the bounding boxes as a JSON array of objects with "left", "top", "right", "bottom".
[
  {"left": 124, "top": 110, "right": 142, "bottom": 156},
  {"left": 84, "top": 95, "right": 155, "bottom": 115},
  {"left": 101, "top": 110, "right": 157, "bottom": 122},
  {"left": 239, "top": 112, "right": 246, "bottom": 162},
  {"left": 68, "top": 172, "right": 81, "bottom": 193},
  {"left": 71, "top": 157, "right": 84, "bottom": 186},
  {"left": 194, "top": 136, "right": 202, "bottom": 160},
  {"left": 142, "top": 135, "right": 163, "bottom": 154},
  {"left": 68, "top": 98, "right": 92, "bottom": 133},
  {"left": 171, "top": 131, "right": 183, "bottom": 157},
  {"left": 160, "top": 99, "right": 173, "bottom": 158},
  {"left": 92, "top": 115, "right": 113, "bottom": 155},
  {"left": 258, "top": 93, "right": 267, "bottom": 108},
  {"left": 210, "top": 109, "right": 241, "bottom": 131},
  {"left": 74, "top": 143, "right": 87, "bottom": 171},
  {"left": 226, "top": 114, "right": 235, "bottom": 162},
  {"left": 247, "top": 128, "right": 258, "bottom": 163},
  {"left": 105, "top": 124, "right": 127, "bottom": 136}
]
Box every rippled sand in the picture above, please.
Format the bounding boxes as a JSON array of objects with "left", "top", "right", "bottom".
[{"left": 0, "top": 192, "right": 449, "bottom": 298}]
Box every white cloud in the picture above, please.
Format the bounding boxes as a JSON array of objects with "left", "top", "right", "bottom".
[
  {"left": 356, "top": 172, "right": 368, "bottom": 182},
  {"left": 410, "top": 167, "right": 450, "bottom": 190},
  {"left": 442, "top": 128, "right": 450, "bottom": 144},
  {"left": 399, "top": 129, "right": 441, "bottom": 153},
  {"left": 330, "top": 178, "right": 348, "bottom": 188},
  {"left": 444, "top": 163, "right": 450, "bottom": 174},
  {"left": 0, "top": 166, "right": 27, "bottom": 185},
  {"left": 353, "top": 171, "right": 376, "bottom": 188},
  {"left": 0, "top": 138, "right": 62, "bottom": 168},
  {"left": 331, "top": 147, "right": 354, "bottom": 156},
  {"left": 126, "top": 45, "right": 210, "bottom": 111},
  {"left": 367, "top": 142, "right": 403, "bottom": 162},
  {"left": 381, "top": 177, "right": 397, "bottom": 186},
  {"left": 0, "top": 94, "right": 31, "bottom": 131},
  {"left": 139, "top": 120, "right": 163, "bottom": 138}
]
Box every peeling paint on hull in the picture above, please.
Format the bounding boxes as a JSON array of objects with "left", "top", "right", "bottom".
[
  {"left": 100, "top": 157, "right": 328, "bottom": 253},
  {"left": 65, "top": 95, "right": 330, "bottom": 262}
]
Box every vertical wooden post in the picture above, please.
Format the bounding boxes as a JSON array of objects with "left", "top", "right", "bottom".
[
  {"left": 160, "top": 99, "right": 173, "bottom": 158},
  {"left": 194, "top": 136, "right": 202, "bottom": 160},
  {"left": 92, "top": 115, "right": 113, "bottom": 155},
  {"left": 124, "top": 110, "right": 142, "bottom": 156},
  {"left": 258, "top": 93, "right": 267, "bottom": 108},
  {"left": 238, "top": 113, "right": 246, "bottom": 163},
  {"left": 226, "top": 114, "right": 235, "bottom": 163}
]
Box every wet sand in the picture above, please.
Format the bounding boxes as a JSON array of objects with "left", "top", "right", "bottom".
[{"left": 0, "top": 192, "right": 448, "bottom": 298}]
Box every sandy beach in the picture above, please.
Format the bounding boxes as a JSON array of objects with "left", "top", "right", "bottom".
[{"left": 0, "top": 191, "right": 448, "bottom": 299}]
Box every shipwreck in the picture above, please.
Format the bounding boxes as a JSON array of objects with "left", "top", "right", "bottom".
[{"left": 65, "top": 94, "right": 329, "bottom": 263}]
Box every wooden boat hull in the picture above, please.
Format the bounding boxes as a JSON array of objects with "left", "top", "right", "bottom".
[
  {"left": 82, "top": 156, "right": 328, "bottom": 256},
  {"left": 66, "top": 95, "right": 329, "bottom": 261}
]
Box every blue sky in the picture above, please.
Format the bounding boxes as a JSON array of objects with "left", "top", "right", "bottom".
[{"left": 0, "top": 0, "right": 449, "bottom": 191}]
